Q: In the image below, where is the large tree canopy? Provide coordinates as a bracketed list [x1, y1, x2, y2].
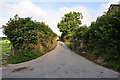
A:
[57, 11, 83, 41]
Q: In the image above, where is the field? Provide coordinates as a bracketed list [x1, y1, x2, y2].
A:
[0, 40, 11, 55]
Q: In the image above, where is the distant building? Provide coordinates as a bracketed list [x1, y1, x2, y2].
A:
[109, 3, 120, 10]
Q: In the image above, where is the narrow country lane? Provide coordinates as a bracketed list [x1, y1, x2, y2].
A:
[2, 41, 119, 78]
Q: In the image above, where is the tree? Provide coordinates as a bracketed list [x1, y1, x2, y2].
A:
[2, 14, 37, 50]
[2, 14, 57, 54]
[74, 25, 88, 40]
[82, 5, 120, 70]
[57, 11, 83, 41]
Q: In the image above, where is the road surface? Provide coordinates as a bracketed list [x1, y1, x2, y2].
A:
[1, 41, 119, 78]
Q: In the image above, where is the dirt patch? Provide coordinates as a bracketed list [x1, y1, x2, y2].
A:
[12, 67, 33, 72]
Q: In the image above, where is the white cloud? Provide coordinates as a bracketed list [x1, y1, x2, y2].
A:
[57, 5, 93, 26]
[1, 0, 47, 21]
[0, 0, 119, 37]
[0, 17, 9, 37]
[43, 5, 93, 35]
[0, 29, 5, 37]
[0, 17, 8, 27]
[92, 0, 120, 20]
[0, 0, 47, 37]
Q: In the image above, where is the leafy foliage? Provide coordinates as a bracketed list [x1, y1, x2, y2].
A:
[60, 5, 120, 71]
[83, 6, 120, 60]
[3, 15, 37, 50]
[74, 25, 88, 40]
[57, 11, 83, 41]
[2, 14, 57, 64]
[3, 14, 56, 53]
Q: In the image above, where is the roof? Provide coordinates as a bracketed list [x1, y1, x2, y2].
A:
[109, 4, 120, 9]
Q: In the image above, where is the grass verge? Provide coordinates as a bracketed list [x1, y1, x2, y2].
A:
[3, 38, 57, 64]
[65, 42, 120, 72]
[0, 39, 11, 55]
[6, 51, 46, 64]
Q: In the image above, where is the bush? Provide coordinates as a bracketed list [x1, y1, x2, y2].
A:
[2, 14, 57, 64]
[68, 5, 120, 71]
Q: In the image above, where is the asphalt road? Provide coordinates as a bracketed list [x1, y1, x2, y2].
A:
[1, 41, 119, 78]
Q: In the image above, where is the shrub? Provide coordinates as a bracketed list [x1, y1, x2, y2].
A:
[2, 14, 57, 64]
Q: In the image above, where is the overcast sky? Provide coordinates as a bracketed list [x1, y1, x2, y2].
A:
[0, 0, 119, 37]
